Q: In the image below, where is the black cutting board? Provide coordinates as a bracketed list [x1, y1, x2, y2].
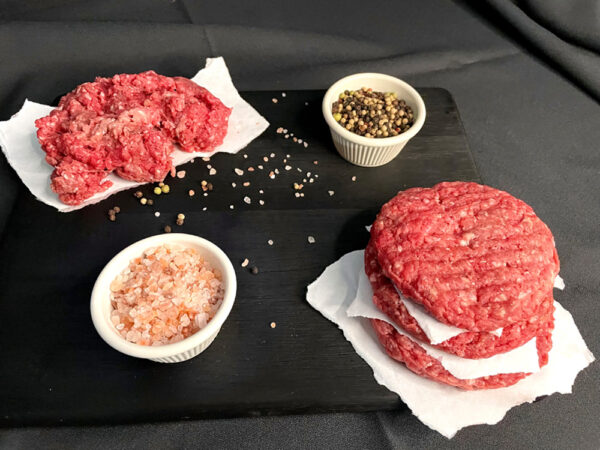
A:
[0, 89, 480, 427]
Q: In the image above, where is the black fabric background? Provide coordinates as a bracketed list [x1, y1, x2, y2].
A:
[0, 1, 598, 448]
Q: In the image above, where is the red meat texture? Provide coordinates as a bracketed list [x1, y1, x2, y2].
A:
[371, 182, 560, 331]
[35, 71, 231, 205]
[365, 239, 555, 359]
[370, 318, 553, 390]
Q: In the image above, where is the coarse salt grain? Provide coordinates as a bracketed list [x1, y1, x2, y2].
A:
[259, 199, 265, 205]
[307, 236, 316, 244]
[177, 170, 186, 179]
[328, 190, 335, 196]
[155, 211, 161, 217]
[244, 196, 251, 204]
[209, 168, 217, 176]
[268, 239, 274, 246]
[109, 244, 224, 346]
[234, 168, 244, 176]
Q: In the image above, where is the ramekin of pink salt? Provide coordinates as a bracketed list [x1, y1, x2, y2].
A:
[91, 234, 237, 363]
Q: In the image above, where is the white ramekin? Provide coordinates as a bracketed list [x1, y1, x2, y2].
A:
[322, 73, 426, 167]
[90, 233, 237, 363]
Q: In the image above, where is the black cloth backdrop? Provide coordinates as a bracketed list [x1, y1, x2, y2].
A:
[0, 1, 598, 449]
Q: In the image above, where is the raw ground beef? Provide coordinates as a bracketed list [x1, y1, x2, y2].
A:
[365, 239, 555, 359]
[371, 182, 560, 331]
[35, 71, 231, 205]
[370, 317, 553, 390]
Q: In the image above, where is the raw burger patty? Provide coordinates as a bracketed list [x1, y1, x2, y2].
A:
[35, 71, 231, 205]
[371, 182, 560, 331]
[365, 239, 555, 359]
[370, 318, 553, 390]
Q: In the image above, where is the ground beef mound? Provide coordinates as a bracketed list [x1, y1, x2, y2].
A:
[365, 239, 555, 359]
[35, 71, 231, 205]
[370, 318, 553, 390]
[371, 182, 560, 331]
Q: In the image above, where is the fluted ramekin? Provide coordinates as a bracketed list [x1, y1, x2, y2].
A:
[322, 73, 426, 167]
[90, 233, 237, 363]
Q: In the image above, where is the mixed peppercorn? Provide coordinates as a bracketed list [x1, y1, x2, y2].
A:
[331, 87, 414, 138]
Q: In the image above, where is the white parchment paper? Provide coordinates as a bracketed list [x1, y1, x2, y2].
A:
[347, 260, 540, 379]
[306, 250, 595, 438]
[0, 57, 269, 212]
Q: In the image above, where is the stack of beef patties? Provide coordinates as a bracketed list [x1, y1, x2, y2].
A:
[367, 181, 560, 389]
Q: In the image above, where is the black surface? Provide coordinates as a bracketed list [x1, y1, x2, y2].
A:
[0, 88, 479, 427]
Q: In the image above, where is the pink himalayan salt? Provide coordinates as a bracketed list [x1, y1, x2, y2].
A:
[109, 244, 224, 346]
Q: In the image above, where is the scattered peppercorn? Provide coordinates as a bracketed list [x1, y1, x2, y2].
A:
[251, 266, 259, 275]
[134, 190, 143, 198]
[153, 186, 162, 195]
[140, 198, 147, 205]
[161, 184, 170, 194]
[147, 199, 154, 206]
[113, 206, 120, 213]
[331, 87, 414, 138]
[164, 225, 172, 233]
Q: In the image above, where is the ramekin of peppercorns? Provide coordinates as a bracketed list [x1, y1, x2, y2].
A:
[322, 73, 426, 167]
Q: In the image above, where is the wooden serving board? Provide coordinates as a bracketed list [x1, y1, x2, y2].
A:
[0, 89, 480, 426]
